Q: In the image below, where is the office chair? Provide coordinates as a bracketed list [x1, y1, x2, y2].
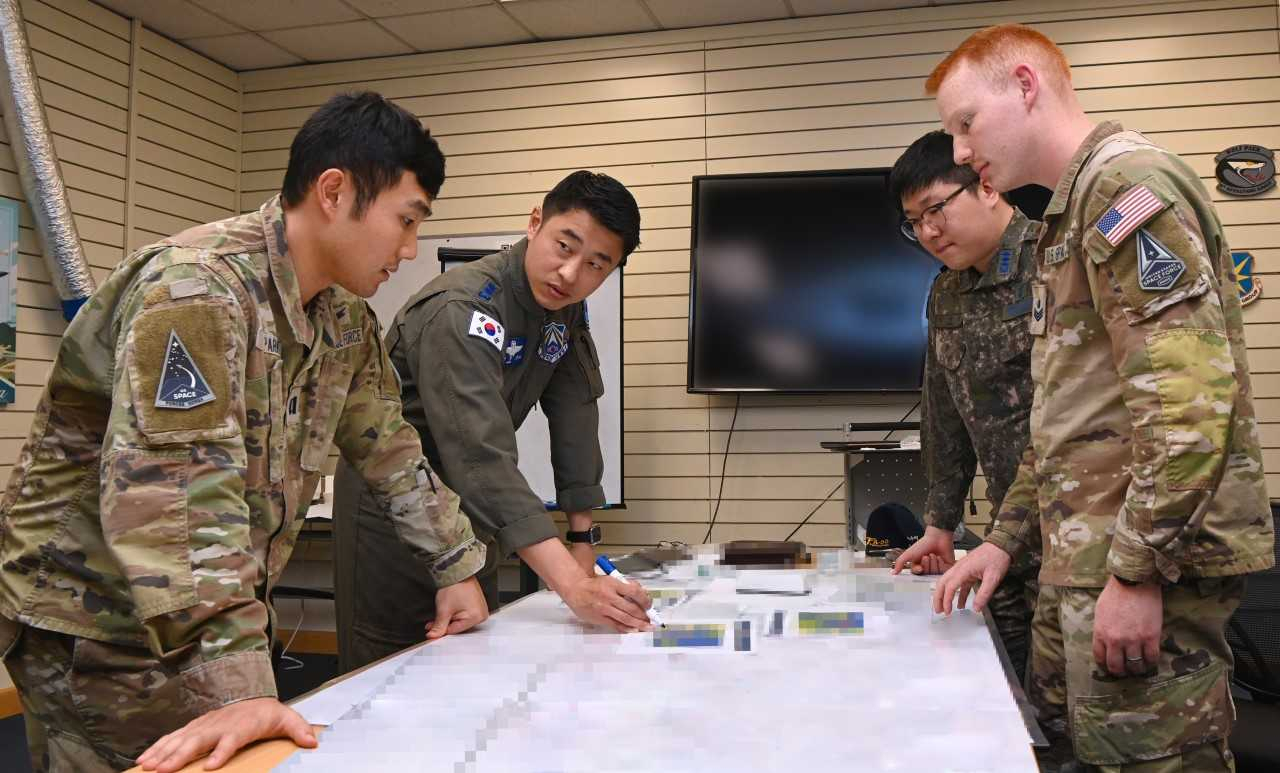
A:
[1226, 501, 1280, 771]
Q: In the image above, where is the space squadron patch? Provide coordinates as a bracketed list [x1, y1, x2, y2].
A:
[537, 321, 569, 364]
[155, 330, 216, 409]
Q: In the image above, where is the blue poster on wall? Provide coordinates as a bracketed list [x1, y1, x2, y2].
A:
[0, 198, 17, 404]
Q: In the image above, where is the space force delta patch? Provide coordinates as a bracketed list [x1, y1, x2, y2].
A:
[467, 310, 505, 350]
[155, 330, 216, 409]
[1136, 229, 1185, 291]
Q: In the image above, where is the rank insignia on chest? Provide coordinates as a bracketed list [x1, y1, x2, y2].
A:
[1136, 229, 1185, 291]
[478, 281, 498, 301]
[538, 321, 569, 364]
[1030, 283, 1047, 336]
[504, 336, 526, 367]
[155, 330, 216, 409]
[997, 248, 1013, 278]
[1233, 251, 1262, 306]
[467, 310, 505, 350]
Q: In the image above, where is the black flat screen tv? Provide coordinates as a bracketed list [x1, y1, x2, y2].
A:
[687, 169, 941, 393]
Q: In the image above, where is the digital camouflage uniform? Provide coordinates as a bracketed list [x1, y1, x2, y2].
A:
[333, 238, 606, 672]
[987, 122, 1275, 771]
[0, 195, 484, 772]
[923, 207, 1042, 685]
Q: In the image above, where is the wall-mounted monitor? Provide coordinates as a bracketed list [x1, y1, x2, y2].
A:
[688, 169, 941, 393]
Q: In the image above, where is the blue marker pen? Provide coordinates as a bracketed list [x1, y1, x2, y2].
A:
[595, 555, 665, 628]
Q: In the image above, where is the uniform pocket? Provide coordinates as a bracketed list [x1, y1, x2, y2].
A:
[298, 355, 354, 473]
[574, 326, 605, 400]
[100, 450, 197, 620]
[1072, 660, 1230, 765]
[1145, 329, 1237, 490]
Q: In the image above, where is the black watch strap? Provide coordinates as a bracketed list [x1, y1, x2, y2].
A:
[566, 525, 601, 545]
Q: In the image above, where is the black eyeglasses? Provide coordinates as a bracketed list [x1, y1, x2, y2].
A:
[900, 181, 975, 242]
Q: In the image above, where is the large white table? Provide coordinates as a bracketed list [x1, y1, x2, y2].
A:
[262, 549, 1039, 773]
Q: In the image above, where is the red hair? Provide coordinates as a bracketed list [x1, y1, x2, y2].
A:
[926, 23, 1072, 95]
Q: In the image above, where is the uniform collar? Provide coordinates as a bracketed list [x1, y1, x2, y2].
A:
[260, 194, 316, 345]
[1043, 121, 1125, 218]
[972, 208, 1036, 290]
[502, 237, 545, 315]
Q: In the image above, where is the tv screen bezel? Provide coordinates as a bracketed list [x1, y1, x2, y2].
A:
[686, 167, 931, 395]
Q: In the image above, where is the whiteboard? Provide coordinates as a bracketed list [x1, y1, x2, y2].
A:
[366, 232, 624, 507]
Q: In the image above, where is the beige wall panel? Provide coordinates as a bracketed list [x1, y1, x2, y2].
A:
[627, 250, 689, 275]
[1247, 349, 1280, 374]
[17, 358, 53, 386]
[131, 206, 206, 240]
[19, 278, 59, 310]
[443, 117, 706, 157]
[135, 117, 236, 171]
[17, 331, 60, 361]
[629, 227, 689, 253]
[445, 139, 705, 179]
[713, 452, 843, 477]
[135, 91, 238, 150]
[440, 160, 707, 200]
[45, 106, 126, 152]
[137, 140, 236, 190]
[624, 386, 706, 409]
[243, 74, 707, 133]
[624, 318, 689, 342]
[22, 0, 129, 58]
[137, 49, 238, 111]
[625, 430, 708, 454]
[32, 0, 128, 36]
[435, 94, 708, 138]
[716, 475, 843, 500]
[622, 295, 688, 320]
[627, 453, 712, 477]
[133, 184, 231, 225]
[623, 362, 685, 387]
[701, 500, 844, 526]
[57, 161, 126, 200]
[138, 28, 237, 91]
[607, 499, 710, 523]
[627, 476, 710, 500]
[244, 51, 706, 113]
[710, 429, 840, 454]
[624, 273, 689, 297]
[623, 340, 687, 365]
[134, 162, 234, 211]
[625, 407, 707, 432]
[27, 31, 128, 91]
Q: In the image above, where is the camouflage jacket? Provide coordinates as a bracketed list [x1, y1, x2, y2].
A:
[988, 122, 1274, 587]
[380, 239, 605, 556]
[922, 209, 1039, 532]
[0, 195, 484, 701]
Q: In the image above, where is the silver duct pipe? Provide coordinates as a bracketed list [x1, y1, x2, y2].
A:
[0, 0, 95, 320]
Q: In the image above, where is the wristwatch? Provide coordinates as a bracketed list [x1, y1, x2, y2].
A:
[566, 525, 602, 545]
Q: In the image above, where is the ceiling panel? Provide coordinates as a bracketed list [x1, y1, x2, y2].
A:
[342, 0, 492, 16]
[193, 0, 362, 31]
[385, 6, 534, 52]
[184, 32, 305, 69]
[644, 0, 790, 28]
[503, 0, 658, 39]
[94, 0, 240, 39]
[262, 20, 415, 61]
[791, 0, 929, 14]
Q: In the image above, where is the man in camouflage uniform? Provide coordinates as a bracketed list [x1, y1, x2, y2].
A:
[0, 92, 490, 773]
[887, 131, 1042, 686]
[334, 171, 650, 673]
[929, 24, 1274, 772]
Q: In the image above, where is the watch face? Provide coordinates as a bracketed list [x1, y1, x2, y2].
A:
[589, 525, 602, 545]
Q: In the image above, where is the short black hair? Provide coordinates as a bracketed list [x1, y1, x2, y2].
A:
[281, 91, 446, 216]
[541, 171, 641, 266]
[888, 131, 979, 213]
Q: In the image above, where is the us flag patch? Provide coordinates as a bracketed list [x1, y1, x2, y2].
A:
[1095, 184, 1165, 247]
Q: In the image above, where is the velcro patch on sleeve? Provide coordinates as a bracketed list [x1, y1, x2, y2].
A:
[467, 309, 505, 351]
[1093, 184, 1170, 248]
[130, 299, 235, 440]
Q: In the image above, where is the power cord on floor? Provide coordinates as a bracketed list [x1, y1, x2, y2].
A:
[782, 399, 922, 543]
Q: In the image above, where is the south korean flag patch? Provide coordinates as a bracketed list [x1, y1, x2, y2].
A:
[1136, 229, 1186, 291]
[467, 310, 505, 351]
[155, 330, 216, 409]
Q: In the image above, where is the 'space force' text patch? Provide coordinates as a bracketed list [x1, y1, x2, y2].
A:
[156, 330, 217, 409]
[468, 309, 505, 350]
[1136, 229, 1186, 291]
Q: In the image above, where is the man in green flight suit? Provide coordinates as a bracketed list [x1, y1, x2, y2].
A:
[335, 171, 652, 672]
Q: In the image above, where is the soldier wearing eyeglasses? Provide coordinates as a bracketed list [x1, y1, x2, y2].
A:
[888, 130, 1043, 690]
